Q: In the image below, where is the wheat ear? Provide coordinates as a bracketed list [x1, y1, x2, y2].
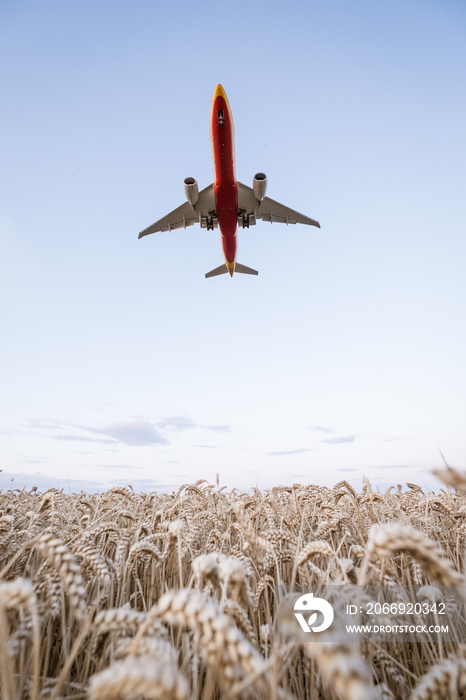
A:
[35, 533, 87, 619]
[133, 588, 267, 693]
[304, 641, 378, 700]
[411, 656, 466, 700]
[0, 578, 40, 700]
[89, 655, 189, 700]
[359, 523, 464, 586]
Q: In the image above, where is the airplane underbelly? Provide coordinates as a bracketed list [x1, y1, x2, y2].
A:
[221, 230, 236, 264]
[210, 87, 238, 265]
[215, 182, 238, 262]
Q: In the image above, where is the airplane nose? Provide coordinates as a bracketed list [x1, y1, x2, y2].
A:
[213, 83, 227, 101]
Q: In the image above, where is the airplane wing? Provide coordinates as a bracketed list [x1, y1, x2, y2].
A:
[138, 201, 196, 237]
[138, 183, 216, 238]
[236, 181, 320, 228]
[259, 196, 320, 227]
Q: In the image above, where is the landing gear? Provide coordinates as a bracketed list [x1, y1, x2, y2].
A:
[200, 214, 217, 230]
[238, 212, 256, 229]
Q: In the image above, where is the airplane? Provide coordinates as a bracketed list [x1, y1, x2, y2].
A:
[138, 84, 320, 278]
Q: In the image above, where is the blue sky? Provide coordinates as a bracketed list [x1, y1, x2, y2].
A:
[1, 0, 465, 493]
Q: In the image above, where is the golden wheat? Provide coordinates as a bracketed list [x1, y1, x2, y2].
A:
[1, 470, 466, 698]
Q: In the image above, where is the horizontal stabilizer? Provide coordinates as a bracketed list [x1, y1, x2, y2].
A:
[205, 264, 228, 278]
[235, 262, 259, 276]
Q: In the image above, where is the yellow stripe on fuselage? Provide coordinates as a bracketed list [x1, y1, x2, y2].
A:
[211, 83, 232, 114]
[212, 83, 227, 103]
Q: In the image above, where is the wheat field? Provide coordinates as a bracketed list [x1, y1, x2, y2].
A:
[1, 466, 466, 699]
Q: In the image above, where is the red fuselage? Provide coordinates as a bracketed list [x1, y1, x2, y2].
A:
[210, 84, 238, 275]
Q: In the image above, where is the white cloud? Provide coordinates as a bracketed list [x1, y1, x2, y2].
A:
[82, 420, 167, 446]
[24, 414, 229, 448]
[157, 416, 231, 433]
[323, 435, 358, 445]
[267, 448, 314, 456]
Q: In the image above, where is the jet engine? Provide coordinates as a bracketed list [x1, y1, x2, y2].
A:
[253, 172, 267, 201]
[184, 177, 199, 206]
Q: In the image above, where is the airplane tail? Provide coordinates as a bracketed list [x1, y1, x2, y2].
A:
[235, 263, 258, 276]
[205, 262, 258, 278]
[205, 264, 229, 278]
